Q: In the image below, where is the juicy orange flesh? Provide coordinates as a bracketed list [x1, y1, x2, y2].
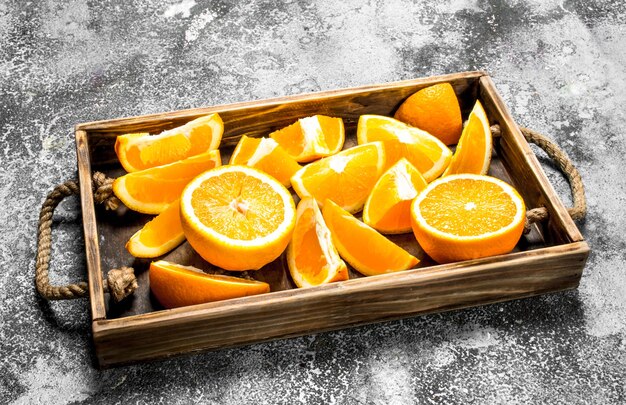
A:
[190, 171, 286, 240]
[446, 113, 487, 174]
[230, 136, 261, 164]
[292, 207, 328, 285]
[298, 146, 381, 207]
[137, 200, 182, 246]
[418, 178, 518, 236]
[328, 205, 414, 271]
[156, 262, 266, 285]
[316, 116, 343, 151]
[270, 121, 305, 156]
[124, 153, 219, 203]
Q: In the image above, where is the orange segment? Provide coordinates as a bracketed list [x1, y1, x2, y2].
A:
[180, 165, 296, 271]
[443, 100, 492, 176]
[229, 136, 302, 187]
[363, 158, 428, 234]
[393, 82, 462, 145]
[287, 197, 348, 288]
[126, 199, 185, 258]
[357, 115, 451, 182]
[115, 113, 223, 172]
[411, 174, 525, 263]
[290, 142, 386, 214]
[269, 115, 345, 162]
[113, 149, 221, 215]
[149, 260, 270, 309]
[322, 199, 419, 276]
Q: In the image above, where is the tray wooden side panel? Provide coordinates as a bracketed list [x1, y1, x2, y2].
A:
[93, 243, 588, 367]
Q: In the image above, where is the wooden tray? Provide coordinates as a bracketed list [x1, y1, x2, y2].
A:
[75, 71, 589, 368]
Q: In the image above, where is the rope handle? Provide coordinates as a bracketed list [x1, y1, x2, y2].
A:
[35, 172, 138, 302]
[491, 125, 587, 233]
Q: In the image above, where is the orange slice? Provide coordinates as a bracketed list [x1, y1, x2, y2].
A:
[287, 197, 348, 288]
[149, 260, 270, 309]
[126, 199, 185, 258]
[269, 115, 345, 162]
[411, 174, 526, 264]
[180, 165, 296, 271]
[443, 100, 492, 176]
[394, 82, 462, 145]
[357, 115, 451, 182]
[363, 158, 428, 234]
[322, 199, 419, 276]
[229, 136, 302, 187]
[113, 149, 221, 215]
[115, 114, 223, 172]
[290, 142, 386, 214]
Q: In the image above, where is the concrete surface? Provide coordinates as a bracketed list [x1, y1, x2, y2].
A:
[1, 0, 625, 403]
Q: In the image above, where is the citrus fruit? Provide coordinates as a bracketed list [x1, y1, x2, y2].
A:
[363, 158, 428, 234]
[269, 115, 345, 162]
[287, 197, 348, 288]
[443, 100, 492, 176]
[113, 149, 221, 215]
[149, 260, 270, 309]
[180, 165, 296, 271]
[290, 142, 386, 214]
[410, 174, 526, 264]
[229, 136, 302, 187]
[115, 113, 223, 172]
[322, 199, 419, 276]
[393, 82, 462, 145]
[126, 199, 185, 258]
[356, 115, 451, 182]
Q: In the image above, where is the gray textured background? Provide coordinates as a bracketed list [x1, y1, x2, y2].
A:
[1, 0, 625, 403]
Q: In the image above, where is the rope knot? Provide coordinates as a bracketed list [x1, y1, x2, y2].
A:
[104, 267, 138, 302]
[92, 172, 120, 210]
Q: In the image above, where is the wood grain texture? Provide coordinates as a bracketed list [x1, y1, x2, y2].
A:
[76, 71, 590, 367]
[75, 130, 106, 321]
[93, 242, 588, 367]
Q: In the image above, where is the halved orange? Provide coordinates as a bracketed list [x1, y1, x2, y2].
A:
[113, 149, 221, 215]
[126, 199, 185, 258]
[290, 142, 386, 214]
[229, 136, 302, 187]
[180, 165, 296, 271]
[115, 113, 223, 172]
[149, 260, 270, 309]
[357, 115, 451, 182]
[269, 115, 345, 162]
[443, 100, 492, 176]
[322, 199, 419, 276]
[287, 197, 348, 288]
[363, 158, 428, 234]
[393, 82, 463, 145]
[411, 174, 526, 264]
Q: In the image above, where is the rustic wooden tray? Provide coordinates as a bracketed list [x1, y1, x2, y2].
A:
[75, 71, 589, 368]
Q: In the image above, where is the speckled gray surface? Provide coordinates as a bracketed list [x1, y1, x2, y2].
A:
[1, 0, 625, 403]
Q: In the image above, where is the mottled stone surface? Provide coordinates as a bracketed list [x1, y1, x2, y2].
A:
[1, 0, 625, 403]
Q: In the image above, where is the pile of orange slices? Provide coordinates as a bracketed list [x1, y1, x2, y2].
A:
[111, 82, 527, 310]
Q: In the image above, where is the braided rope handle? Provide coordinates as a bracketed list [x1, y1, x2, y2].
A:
[491, 125, 586, 232]
[35, 173, 137, 302]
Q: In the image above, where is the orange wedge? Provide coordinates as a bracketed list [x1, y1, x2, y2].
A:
[411, 174, 525, 264]
[115, 113, 223, 172]
[229, 136, 302, 187]
[269, 115, 345, 162]
[290, 142, 386, 214]
[357, 115, 451, 182]
[149, 260, 270, 309]
[287, 197, 348, 288]
[394, 82, 463, 145]
[363, 158, 428, 234]
[443, 100, 492, 176]
[180, 165, 296, 271]
[126, 199, 185, 258]
[113, 149, 221, 215]
[322, 199, 419, 276]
